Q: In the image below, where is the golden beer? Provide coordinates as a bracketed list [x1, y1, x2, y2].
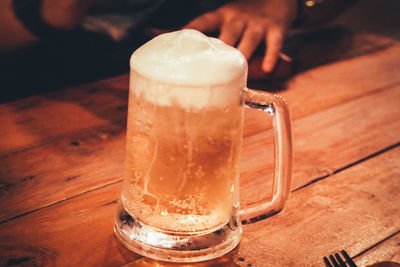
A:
[121, 81, 243, 233]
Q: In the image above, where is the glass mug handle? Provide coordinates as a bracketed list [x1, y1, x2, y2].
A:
[239, 88, 293, 223]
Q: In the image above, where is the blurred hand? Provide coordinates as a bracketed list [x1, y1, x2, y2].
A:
[184, 0, 297, 73]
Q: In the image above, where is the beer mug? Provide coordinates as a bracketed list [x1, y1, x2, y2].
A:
[114, 30, 293, 262]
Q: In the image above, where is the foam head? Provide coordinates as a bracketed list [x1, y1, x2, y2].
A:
[130, 29, 248, 110]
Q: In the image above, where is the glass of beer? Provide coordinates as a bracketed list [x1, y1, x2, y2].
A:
[114, 29, 293, 262]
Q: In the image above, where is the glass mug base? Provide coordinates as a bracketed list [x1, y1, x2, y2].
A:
[114, 201, 242, 262]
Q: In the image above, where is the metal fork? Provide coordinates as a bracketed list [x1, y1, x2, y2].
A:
[323, 250, 357, 267]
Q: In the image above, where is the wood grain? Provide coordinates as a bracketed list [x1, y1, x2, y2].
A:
[244, 43, 400, 136]
[355, 231, 400, 266]
[0, 182, 138, 267]
[0, 124, 125, 223]
[0, 75, 128, 158]
[241, 84, 400, 203]
[235, 146, 400, 267]
[0, 140, 398, 267]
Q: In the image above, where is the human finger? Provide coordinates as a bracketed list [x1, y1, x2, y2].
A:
[237, 24, 265, 60]
[183, 12, 221, 33]
[218, 19, 246, 46]
[262, 28, 284, 73]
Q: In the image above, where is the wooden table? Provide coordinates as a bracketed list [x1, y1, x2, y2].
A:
[1, 1, 400, 266]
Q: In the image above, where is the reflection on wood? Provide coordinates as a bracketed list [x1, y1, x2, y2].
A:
[127, 247, 240, 267]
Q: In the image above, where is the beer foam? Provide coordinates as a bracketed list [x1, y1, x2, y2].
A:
[130, 29, 247, 110]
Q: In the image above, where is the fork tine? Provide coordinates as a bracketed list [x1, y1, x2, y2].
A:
[323, 256, 333, 267]
[334, 253, 346, 267]
[341, 250, 357, 267]
[329, 255, 340, 267]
